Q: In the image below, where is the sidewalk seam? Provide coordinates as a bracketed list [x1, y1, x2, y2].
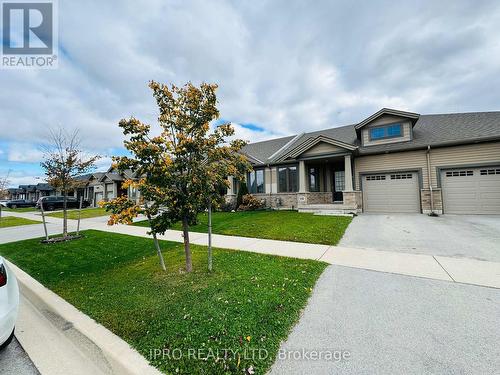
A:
[317, 246, 332, 261]
[432, 256, 456, 282]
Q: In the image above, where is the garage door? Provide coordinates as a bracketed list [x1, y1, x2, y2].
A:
[441, 167, 500, 214]
[363, 172, 420, 213]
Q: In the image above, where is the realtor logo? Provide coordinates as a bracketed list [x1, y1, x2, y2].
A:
[1, 0, 58, 69]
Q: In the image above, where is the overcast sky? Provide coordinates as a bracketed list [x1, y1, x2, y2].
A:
[1, 0, 500, 186]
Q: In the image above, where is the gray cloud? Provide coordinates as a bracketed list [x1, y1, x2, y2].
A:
[1, 0, 500, 154]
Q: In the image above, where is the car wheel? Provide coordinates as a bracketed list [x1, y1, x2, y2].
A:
[0, 329, 14, 350]
[11, 205, 17, 209]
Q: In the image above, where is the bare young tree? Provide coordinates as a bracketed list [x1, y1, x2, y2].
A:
[41, 128, 100, 238]
[0, 170, 11, 219]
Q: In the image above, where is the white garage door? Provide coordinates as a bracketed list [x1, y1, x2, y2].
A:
[441, 167, 500, 214]
[363, 172, 420, 213]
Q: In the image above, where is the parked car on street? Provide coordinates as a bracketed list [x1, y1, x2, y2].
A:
[0, 257, 19, 350]
[0, 200, 9, 207]
[36, 196, 90, 211]
[5, 200, 36, 209]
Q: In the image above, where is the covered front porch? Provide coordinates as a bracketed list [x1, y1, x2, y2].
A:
[297, 154, 362, 214]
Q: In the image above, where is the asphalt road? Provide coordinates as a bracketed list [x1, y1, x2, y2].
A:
[0, 337, 39, 375]
[270, 265, 500, 374]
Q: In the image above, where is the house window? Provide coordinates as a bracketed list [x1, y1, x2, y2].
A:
[232, 178, 239, 194]
[370, 124, 402, 140]
[278, 165, 298, 192]
[129, 186, 137, 199]
[480, 169, 500, 175]
[248, 169, 265, 194]
[390, 174, 413, 180]
[308, 167, 320, 192]
[334, 171, 345, 192]
[445, 170, 473, 177]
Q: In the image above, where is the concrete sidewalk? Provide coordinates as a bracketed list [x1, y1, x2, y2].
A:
[85, 221, 500, 289]
[2, 211, 500, 289]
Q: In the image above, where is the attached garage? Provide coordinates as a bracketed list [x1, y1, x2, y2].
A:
[441, 167, 500, 214]
[362, 172, 420, 213]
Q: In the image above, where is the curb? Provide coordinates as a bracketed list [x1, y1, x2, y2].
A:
[7, 260, 163, 375]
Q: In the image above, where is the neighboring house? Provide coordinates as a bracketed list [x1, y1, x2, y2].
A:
[74, 172, 105, 207]
[33, 183, 56, 201]
[7, 188, 24, 200]
[226, 108, 500, 215]
[6, 168, 141, 207]
[97, 167, 140, 204]
[7, 183, 56, 201]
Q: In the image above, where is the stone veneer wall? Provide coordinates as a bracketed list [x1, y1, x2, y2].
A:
[343, 191, 363, 211]
[300, 192, 332, 204]
[225, 195, 237, 205]
[420, 189, 443, 214]
[253, 193, 299, 209]
[226, 191, 363, 212]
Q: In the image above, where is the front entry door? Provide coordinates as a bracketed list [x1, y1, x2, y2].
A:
[333, 170, 345, 202]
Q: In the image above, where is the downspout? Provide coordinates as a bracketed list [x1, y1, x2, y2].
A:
[426, 145, 437, 216]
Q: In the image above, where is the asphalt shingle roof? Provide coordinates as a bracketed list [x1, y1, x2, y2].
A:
[241, 111, 500, 164]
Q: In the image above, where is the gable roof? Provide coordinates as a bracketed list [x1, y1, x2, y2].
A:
[359, 111, 500, 155]
[355, 108, 420, 131]
[274, 135, 357, 162]
[240, 109, 500, 165]
[241, 123, 358, 164]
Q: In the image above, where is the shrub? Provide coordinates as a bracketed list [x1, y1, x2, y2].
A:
[237, 194, 264, 211]
[236, 181, 248, 208]
[219, 200, 237, 212]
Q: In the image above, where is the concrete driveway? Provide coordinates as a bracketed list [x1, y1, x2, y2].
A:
[339, 214, 500, 262]
[270, 265, 500, 375]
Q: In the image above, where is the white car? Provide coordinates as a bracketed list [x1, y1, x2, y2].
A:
[0, 257, 19, 349]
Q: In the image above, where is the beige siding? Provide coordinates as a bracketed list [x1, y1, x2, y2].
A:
[362, 119, 412, 147]
[355, 150, 428, 190]
[429, 142, 500, 187]
[300, 142, 345, 157]
[354, 141, 500, 190]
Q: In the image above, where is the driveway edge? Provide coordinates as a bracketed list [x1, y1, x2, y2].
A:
[7, 260, 162, 375]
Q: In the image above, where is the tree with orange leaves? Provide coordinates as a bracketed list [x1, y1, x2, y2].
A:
[102, 81, 251, 272]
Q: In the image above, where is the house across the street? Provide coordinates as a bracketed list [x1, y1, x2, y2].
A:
[226, 108, 500, 215]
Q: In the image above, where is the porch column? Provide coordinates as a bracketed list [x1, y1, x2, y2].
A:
[299, 160, 307, 193]
[227, 176, 234, 195]
[344, 155, 353, 191]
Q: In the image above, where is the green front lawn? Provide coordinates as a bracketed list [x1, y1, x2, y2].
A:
[2, 207, 37, 212]
[46, 207, 108, 219]
[0, 216, 41, 228]
[0, 230, 327, 374]
[134, 210, 352, 245]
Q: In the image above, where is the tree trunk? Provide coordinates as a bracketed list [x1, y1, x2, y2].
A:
[63, 190, 68, 237]
[208, 201, 213, 272]
[152, 232, 167, 271]
[40, 203, 49, 241]
[76, 196, 83, 236]
[182, 216, 193, 272]
[144, 204, 167, 272]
